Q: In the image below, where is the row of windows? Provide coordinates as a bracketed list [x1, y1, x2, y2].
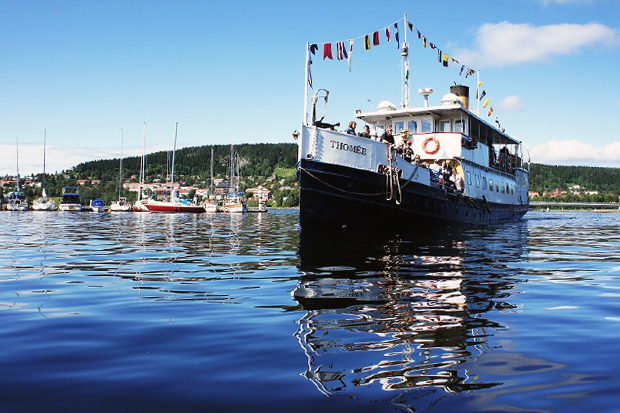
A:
[392, 118, 464, 135]
[465, 171, 517, 195]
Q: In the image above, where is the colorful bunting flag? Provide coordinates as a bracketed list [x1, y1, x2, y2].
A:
[394, 23, 400, 49]
[488, 107, 494, 116]
[323, 43, 333, 60]
[364, 34, 371, 50]
[336, 42, 344, 60]
[483, 98, 490, 108]
[373, 31, 380, 46]
[408, 21, 413, 31]
[443, 53, 449, 67]
[385, 27, 390, 42]
[423, 36, 426, 48]
[479, 90, 487, 100]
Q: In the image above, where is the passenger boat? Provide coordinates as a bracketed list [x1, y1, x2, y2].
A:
[32, 130, 56, 211]
[295, 14, 529, 230]
[89, 199, 106, 213]
[145, 122, 205, 214]
[58, 186, 82, 211]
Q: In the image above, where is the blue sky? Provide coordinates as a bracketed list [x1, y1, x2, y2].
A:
[0, 0, 618, 175]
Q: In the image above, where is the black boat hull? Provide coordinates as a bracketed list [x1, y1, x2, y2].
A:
[298, 158, 528, 230]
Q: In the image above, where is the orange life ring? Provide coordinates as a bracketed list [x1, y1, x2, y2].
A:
[423, 137, 440, 154]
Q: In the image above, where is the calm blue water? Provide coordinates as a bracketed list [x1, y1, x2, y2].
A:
[0, 209, 619, 412]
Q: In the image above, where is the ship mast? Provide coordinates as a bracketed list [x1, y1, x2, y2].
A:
[402, 13, 410, 108]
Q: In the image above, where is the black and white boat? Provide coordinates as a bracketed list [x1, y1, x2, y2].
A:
[295, 15, 529, 230]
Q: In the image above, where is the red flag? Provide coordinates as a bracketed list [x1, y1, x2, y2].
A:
[323, 43, 333, 60]
[385, 27, 391, 42]
[373, 31, 380, 46]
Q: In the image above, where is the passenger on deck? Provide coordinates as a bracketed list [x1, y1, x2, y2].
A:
[429, 159, 442, 182]
[403, 140, 414, 162]
[381, 127, 395, 145]
[450, 168, 464, 193]
[345, 121, 357, 135]
[414, 154, 422, 165]
[358, 125, 371, 138]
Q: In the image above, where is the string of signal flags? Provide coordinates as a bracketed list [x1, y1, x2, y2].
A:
[307, 15, 498, 120]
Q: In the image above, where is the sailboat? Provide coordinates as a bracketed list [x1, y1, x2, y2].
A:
[145, 122, 206, 213]
[222, 144, 248, 213]
[6, 136, 29, 211]
[109, 128, 133, 212]
[133, 122, 151, 212]
[32, 129, 57, 211]
[202, 147, 219, 213]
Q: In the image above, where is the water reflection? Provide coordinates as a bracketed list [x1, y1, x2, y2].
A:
[294, 223, 529, 404]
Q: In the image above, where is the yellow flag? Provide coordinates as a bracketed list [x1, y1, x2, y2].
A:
[483, 98, 490, 108]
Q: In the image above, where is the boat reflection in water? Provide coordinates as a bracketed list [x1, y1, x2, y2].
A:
[293, 224, 528, 406]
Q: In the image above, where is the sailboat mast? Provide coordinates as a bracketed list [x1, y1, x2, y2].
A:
[118, 128, 124, 200]
[210, 147, 214, 195]
[15, 135, 20, 192]
[139, 122, 146, 202]
[170, 122, 178, 196]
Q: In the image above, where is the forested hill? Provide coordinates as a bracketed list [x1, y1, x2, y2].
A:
[68, 143, 620, 195]
[529, 163, 620, 193]
[73, 142, 298, 182]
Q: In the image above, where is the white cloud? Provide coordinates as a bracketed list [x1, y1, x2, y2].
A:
[530, 139, 620, 166]
[498, 95, 524, 112]
[0, 143, 168, 176]
[456, 21, 617, 67]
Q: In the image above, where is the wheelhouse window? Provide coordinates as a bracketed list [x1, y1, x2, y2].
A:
[455, 119, 464, 133]
[421, 118, 432, 133]
[440, 120, 451, 132]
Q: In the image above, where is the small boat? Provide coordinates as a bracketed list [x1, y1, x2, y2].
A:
[89, 199, 106, 213]
[145, 194, 206, 213]
[5, 191, 29, 211]
[58, 186, 82, 211]
[109, 196, 132, 212]
[145, 122, 205, 213]
[109, 129, 133, 212]
[32, 130, 56, 211]
[7, 136, 29, 211]
[295, 14, 529, 230]
[202, 200, 219, 213]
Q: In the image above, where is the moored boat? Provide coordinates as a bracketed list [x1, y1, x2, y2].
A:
[145, 122, 205, 214]
[89, 199, 106, 213]
[7, 136, 29, 211]
[109, 129, 133, 212]
[58, 186, 82, 211]
[295, 14, 529, 230]
[32, 129, 56, 211]
[5, 192, 29, 211]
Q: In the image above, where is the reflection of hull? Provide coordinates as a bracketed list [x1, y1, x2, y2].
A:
[145, 201, 205, 213]
[292, 227, 521, 401]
